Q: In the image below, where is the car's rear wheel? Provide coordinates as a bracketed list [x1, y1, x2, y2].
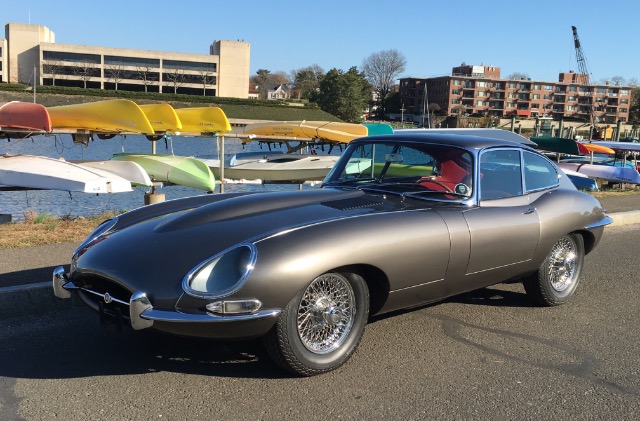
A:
[263, 272, 369, 376]
[524, 233, 584, 306]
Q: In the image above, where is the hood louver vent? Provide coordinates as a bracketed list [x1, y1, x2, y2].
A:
[322, 196, 385, 211]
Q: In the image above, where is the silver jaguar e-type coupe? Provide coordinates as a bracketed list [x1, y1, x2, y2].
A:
[53, 133, 612, 376]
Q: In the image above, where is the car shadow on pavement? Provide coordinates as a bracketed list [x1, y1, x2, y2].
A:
[0, 307, 292, 380]
[447, 284, 537, 308]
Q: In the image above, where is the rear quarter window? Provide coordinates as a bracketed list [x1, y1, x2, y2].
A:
[523, 151, 559, 192]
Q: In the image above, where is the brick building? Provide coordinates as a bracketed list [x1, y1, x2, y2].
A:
[400, 64, 632, 125]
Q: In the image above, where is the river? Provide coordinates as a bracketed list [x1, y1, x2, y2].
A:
[0, 134, 324, 221]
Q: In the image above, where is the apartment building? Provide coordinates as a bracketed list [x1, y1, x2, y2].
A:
[0, 23, 250, 98]
[400, 64, 632, 124]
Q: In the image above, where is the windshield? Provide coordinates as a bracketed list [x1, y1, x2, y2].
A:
[324, 141, 474, 199]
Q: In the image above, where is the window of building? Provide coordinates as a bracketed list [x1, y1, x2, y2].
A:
[620, 108, 628, 113]
[506, 102, 515, 108]
[43, 51, 101, 64]
[477, 91, 487, 97]
[544, 85, 553, 91]
[621, 89, 629, 95]
[569, 86, 577, 92]
[452, 99, 460, 104]
[531, 104, 539, 108]
[533, 84, 541, 90]
[477, 81, 487, 87]
[508, 82, 517, 88]
[508, 92, 516, 98]
[453, 80, 462, 86]
[163, 59, 216, 72]
[532, 94, 540, 100]
[104, 55, 160, 68]
[477, 100, 486, 106]
[544, 94, 552, 100]
[566, 105, 575, 111]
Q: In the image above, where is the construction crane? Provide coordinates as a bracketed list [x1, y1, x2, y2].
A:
[571, 25, 600, 138]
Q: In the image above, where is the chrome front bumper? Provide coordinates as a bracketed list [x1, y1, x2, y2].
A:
[52, 266, 281, 331]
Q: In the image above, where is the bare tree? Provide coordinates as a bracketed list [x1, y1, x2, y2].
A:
[362, 49, 406, 117]
[198, 70, 215, 96]
[105, 63, 125, 90]
[165, 68, 185, 94]
[507, 72, 530, 80]
[136, 65, 155, 92]
[73, 61, 96, 88]
[42, 60, 65, 86]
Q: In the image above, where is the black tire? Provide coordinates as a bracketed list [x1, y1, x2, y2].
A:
[263, 272, 369, 376]
[524, 233, 584, 306]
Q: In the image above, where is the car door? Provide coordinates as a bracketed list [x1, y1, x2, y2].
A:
[462, 148, 541, 277]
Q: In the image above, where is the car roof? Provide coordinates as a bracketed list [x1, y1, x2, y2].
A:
[359, 132, 537, 151]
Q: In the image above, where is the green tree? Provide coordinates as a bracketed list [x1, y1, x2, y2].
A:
[316, 67, 371, 122]
[291, 64, 324, 99]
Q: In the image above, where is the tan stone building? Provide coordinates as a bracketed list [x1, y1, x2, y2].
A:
[0, 22, 250, 98]
[400, 64, 632, 125]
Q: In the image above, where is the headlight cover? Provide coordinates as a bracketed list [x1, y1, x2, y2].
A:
[182, 244, 257, 298]
[73, 217, 118, 257]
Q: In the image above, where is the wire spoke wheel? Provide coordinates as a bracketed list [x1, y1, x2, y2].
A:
[547, 236, 578, 292]
[297, 273, 356, 354]
[524, 233, 584, 307]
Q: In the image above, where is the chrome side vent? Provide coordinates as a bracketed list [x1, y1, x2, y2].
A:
[321, 197, 385, 211]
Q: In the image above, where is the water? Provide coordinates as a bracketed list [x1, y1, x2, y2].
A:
[0, 134, 323, 221]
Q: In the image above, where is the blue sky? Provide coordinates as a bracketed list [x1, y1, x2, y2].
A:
[4, 0, 639, 84]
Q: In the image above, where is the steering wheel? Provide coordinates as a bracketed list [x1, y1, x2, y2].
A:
[418, 178, 453, 192]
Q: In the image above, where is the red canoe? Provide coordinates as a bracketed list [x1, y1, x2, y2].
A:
[0, 101, 52, 132]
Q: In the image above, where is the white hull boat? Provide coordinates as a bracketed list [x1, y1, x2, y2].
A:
[0, 154, 132, 193]
[72, 160, 153, 187]
[202, 152, 340, 182]
[558, 162, 640, 184]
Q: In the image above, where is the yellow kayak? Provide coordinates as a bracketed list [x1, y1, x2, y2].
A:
[174, 107, 231, 135]
[243, 121, 368, 143]
[48, 99, 154, 134]
[139, 103, 182, 134]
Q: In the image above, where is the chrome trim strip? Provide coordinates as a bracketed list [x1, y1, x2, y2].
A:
[139, 308, 281, 323]
[80, 288, 130, 306]
[586, 216, 614, 229]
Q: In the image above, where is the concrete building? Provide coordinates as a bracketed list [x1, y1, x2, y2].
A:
[400, 63, 632, 125]
[0, 22, 250, 98]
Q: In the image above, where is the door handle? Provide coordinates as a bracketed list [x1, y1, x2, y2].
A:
[523, 208, 536, 214]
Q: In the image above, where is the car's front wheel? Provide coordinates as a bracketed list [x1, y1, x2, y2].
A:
[263, 272, 369, 376]
[524, 233, 584, 306]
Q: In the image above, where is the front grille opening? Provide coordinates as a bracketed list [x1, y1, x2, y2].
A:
[76, 275, 133, 318]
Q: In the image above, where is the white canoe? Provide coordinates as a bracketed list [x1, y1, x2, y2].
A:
[72, 160, 153, 187]
[558, 162, 640, 184]
[0, 154, 132, 193]
[202, 152, 340, 182]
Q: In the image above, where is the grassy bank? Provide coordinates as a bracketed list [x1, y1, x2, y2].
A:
[0, 211, 118, 248]
[0, 85, 341, 122]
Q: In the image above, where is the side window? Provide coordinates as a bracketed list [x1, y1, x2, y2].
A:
[479, 150, 523, 200]
[523, 151, 559, 192]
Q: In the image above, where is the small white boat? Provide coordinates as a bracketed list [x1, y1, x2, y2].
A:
[201, 151, 340, 182]
[72, 160, 153, 187]
[558, 162, 640, 184]
[0, 154, 132, 193]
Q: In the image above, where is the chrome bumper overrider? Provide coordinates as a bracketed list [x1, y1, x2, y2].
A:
[52, 266, 281, 331]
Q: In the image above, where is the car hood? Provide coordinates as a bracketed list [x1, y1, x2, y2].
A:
[71, 188, 420, 304]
